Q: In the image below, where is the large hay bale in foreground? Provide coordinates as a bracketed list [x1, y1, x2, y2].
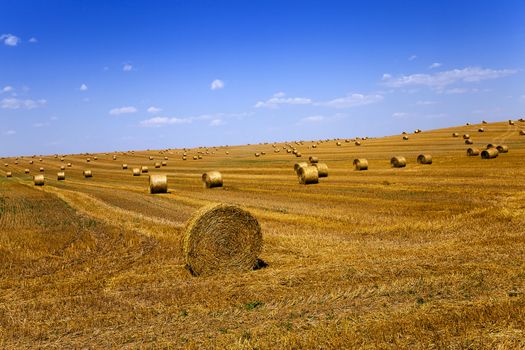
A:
[202, 171, 223, 188]
[481, 148, 499, 159]
[83, 170, 92, 178]
[309, 156, 319, 164]
[34, 174, 45, 186]
[496, 145, 509, 153]
[294, 162, 308, 173]
[391, 156, 407, 168]
[57, 172, 65, 181]
[149, 175, 168, 194]
[313, 163, 328, 177]
[417, 154, 432, 165]
[353, 158, 368, 171]
[183, 204, 262, 276]
[467, 148, 480, 156]
[297, 166, 319, 184]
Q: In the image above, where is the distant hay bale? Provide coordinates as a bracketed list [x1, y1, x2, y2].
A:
[6, 171, 12, 178]
[403, 136, 409, 140]
[294, 162, 308, 173]
[93, 156, 98, 161]
[113, 155, 117, 160]
[496, 145, 509, 153]
[478, 128, 484, 132]
[312, 144, 317, 148]
[3, 163, 7, 167]
[24, 169, 30, 174]
[86, 158, 91, 162]
[313, 163, 328, 177]
[182, 203, 262, 276]
[336, 142, 341, 146]
[149, 174, 168, 194]
[34, 174, 45, 186]
[463, 134, 470, 139]
[355, 141, 361, 146]
[391, 156, 407, 168]
[466, 122, 471, 125]
[155, 162, 161, 168]
[295, 152, 302, 157]
[467, 148, 480, 156]
[292, 149, 298, 155]
[414, 129, 422, 133]
[122, 164, 128, 169]
[417, 154, 432, 164]
[309, 156, 319, 164]
[482, 120, 487, 124]
[402, 131, 407, 135]
[141, 166, 149, 173]
[57, 172, 65, 181]
[149, 156, 154, 160]
[261, 151, 266, 155]
[297, 166, 319, 184]
[465, 139, 474, 145]
[67, 163, 72, 167]
[509, 120, 515, 125]
[202, 171, 223, 188]
[225, 151, 230, 155]
[164, 156, 168, 160]
[182, 156, 187, 160]
[60, 158, 65, 162]
[486, 143, 496, 149]
[255, 153, 260, 157]
[520, 130, 525, 135]
[481, 148, 499, 159]
[132, 168, 141, 176]
[60, 165, 65, 170]
[198, 155, 202, 159]
[353, 158, 368, 171]
[39, 167, 44, 172]
[29, 160, 34, 164]
[83, 170, 92, 178]
[286, 149, 292, 153]
[161, 161, 167, 166]
[274, 149, 280, 153]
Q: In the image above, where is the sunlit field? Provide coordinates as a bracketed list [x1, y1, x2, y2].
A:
[1, 120, 525, 349]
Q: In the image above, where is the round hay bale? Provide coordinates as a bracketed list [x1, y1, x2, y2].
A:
[336, 142, 341, 146]
[132, 168, 141, 176]
[261, 151, 266, 156]
[24, 169, 30, 174]
[141, 166, 149, 173]
[391, 156, 407, 168]
[3, 163, 7, 167]
[355, 141, 361, 146]
[402, 131, 407, 135]
[149, 156, 154, 160]
[274, 149, 280, 153]
[481, 148, 499, 159]
[39, 167, 44, 172]
[29, 160, 34, 164]
[417, 154, 432, 164]
[486, 143, 496, 149]
[478, 128, 484, 132]
[463, 134, 470, 139]
[294, 162, 308, 173]
[482, 120, 487, 124]
[496, 145, 509, 153]
[202, 171, 223, 188]
[309, 156, 319, 164]
[122, 164, 128, 169]
[313, 163, 328, 177]
[403, 136, 409, 140]
[467, 148, 480, 156]
[353, 158, 368, 171]
[183, 203, 262, 276]
[465, 139, 474, 145]
[509, 120, 515, 125]
[295, 152, 302, 157]
[312, 144, 317, 148]
[149, 174, 168, 194]
[255, 152, 260, 157]
[60, 157, 65, 162]
[86, 158, 91, 162]
[67, 163, 72, 167]
[198, 155, 202, 159]
[113, 155, 117, 160]
[57, 172, 65, 181]
[60, 165, 65, 170]
[297, 166, 319, 185]
[161, 161, 167, 166]
[34, 174, 45, 186]
[182, 156, 187, 160]
[193, 155, 198, 160]
[164, 156, 168, 160]
[93, 156, 98, 161]
[154, 162, 161, 168]
[83, 170, 92, 178]
[520, 130, 525, 136]
[6, 171, 12, 178]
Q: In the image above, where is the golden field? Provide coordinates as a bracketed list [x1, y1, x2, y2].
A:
[1, 120, 525, 349]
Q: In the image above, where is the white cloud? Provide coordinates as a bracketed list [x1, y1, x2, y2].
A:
[210, 79, 225, 90]
[409, 55, 418, 61]
[429, 62, 442, 69]
[109, 106, 137, 115]
[392, 112, 408, 118]
[140, 116, 192, 126]
[443, 87, 478, 94]
[122, 63, 133, 72]
[79, 83, 88, 91]
[1, 86, 13, 93]
[209, 119, 224, 126]
[1, 34, 20, 46]
[382, 66, 517, 89]
[255, 92, 312, 109]
[147, 106, 162, 114]
[4, 130, 16, 135]
[28, 37, 37, 43]
[301, 115, 325, 123]
[317, 93, 383, 108]
[416, 100, 437, 105]
[1, 98, 46, 109]
[33, 122, 47, 128]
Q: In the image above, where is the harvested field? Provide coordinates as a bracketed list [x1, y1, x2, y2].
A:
[1, 120, 525, 348]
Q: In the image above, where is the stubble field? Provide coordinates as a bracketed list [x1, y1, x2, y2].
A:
[1, 120, 525, 349]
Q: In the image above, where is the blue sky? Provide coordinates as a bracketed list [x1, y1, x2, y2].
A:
[1, 0, 524, 156]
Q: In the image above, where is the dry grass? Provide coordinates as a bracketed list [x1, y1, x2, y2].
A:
[1, 120, 525, 349]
